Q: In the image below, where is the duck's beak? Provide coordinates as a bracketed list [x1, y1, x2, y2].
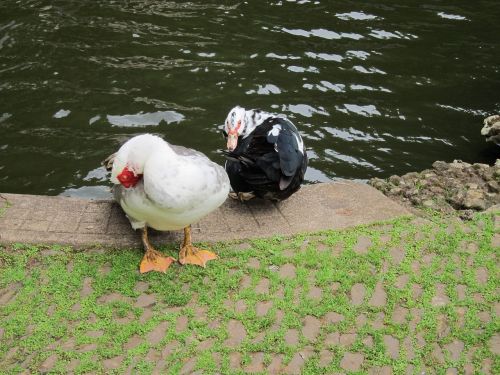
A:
[227, 134, 238, 151]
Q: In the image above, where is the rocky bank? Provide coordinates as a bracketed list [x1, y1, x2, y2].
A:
[369, 159, 500, 219]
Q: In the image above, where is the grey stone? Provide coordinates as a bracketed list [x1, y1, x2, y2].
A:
[0, 182, 409, 248]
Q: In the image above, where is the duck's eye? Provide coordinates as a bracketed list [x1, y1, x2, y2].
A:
[222, 129, 228, 138]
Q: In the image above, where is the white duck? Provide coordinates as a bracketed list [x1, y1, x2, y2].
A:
[105, 134, 230, 273]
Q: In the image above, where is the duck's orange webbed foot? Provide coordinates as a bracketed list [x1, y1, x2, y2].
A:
[140, 250, 176, 274]
[140, 226, 176, 274]
[178, 226, 217, 268]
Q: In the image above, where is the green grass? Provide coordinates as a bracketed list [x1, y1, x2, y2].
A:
[0, 212, 498, 374]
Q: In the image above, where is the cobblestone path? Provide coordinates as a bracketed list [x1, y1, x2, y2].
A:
[0, 213, 498, 374]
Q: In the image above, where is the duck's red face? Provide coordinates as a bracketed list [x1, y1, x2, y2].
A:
[117, 166, 142, 188]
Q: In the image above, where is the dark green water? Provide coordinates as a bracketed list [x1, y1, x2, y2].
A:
[1, 1, 499, 198]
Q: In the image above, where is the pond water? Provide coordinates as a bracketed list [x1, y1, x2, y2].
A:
[1, 0, 499, 198]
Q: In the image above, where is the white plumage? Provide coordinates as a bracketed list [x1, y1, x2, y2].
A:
[107, 134, 229, 273]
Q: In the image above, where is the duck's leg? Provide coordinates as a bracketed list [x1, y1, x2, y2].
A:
[139, 226, 176, 273]
[179, 226, 217, 267]
[228, 191, 256, 201]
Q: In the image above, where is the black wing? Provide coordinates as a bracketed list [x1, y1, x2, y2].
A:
[223, 116, 306, 193]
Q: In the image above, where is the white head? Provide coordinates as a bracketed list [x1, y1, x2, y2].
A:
[110, 134, 168, 188]
[224, 106, 247, 151]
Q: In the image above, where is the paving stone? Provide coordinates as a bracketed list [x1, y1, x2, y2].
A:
[362, 335, 374, 348]
[392, 306, 408, 325]
[267, 354, 284, 374]
[489, 333, 500, 355]
[431, 343, 445, 364]
[464, 363, 474, 375]
[0, 284, 20, 305]
[318, 349, 333, 367]
[368, 366, 392, 375]
[198, 338, 215, 351]
[372, 312, 386, 330]
[81, 277, 93, 297]
[247, 257, 260, 269]
[229, 352, 241, 368]
[67, 359, 80, 372]
[340, 352, 364, 371]
[147, 321, 168, 345]
[389, 246, 405, 264]
[161, 340, 179, 358]
[324, 311, 344, 324]
[324, 332, 339, 346]
[282, 353, 303, 374]
[340, 333, 356, 346]
[139, 307, 153, 324]
[411, 283, 423, 300]
[255, 278, 270, 294]
[146, 349, 161, 361]
[307, 286, 322, 301]
[482, 358, 492, 374]
[235, 299, 246, 314]
[402, 336, 414, 359]
[103, 355, 124, 370]
[97, 292, 130, 304]
[369, 282, 387, 307]
[477, 311, 491, 323]
[225, 320, 246, 347]
[492, 233, 500, 248]
[99, 263, 112, 275]
[383, 335, 399, 359]
[302, 315, 321, 341]
[135, 293, 156, 308]
[176, 316, 188, 333]
[330, 282, 341, 293]
[124, 335, 142, 350]
[179, 357, 197, 375]
[437, 314, 450, 338]
[86, 330, 103, 338]
[476, 267, 488, 284]
[285, 329, 299, 346]
[236, 242, 252, 250]
[39, 354, 57, 373]
[134, 281, 149, 293]
[355, 313, 367, 327]
[446, 368, 458, 375]
[445, 340, 464, 361]
[240, 274, 252, 289]
[456, 284, 467, 300]
[456, 307, 467, 328]
[432, 283, 449, 306]
[350, 283, 366, 305]
[255, 301, 272, 317]
[415, 332, 426, 348]
[279, 264, 296, 279]
[353, 235, 371, 254]
[409, 308, 422, 332]
[244, 352, 265, 373]
[395, 274, 409, 289]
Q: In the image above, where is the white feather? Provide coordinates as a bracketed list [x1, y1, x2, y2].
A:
[112, 134, 230, 231]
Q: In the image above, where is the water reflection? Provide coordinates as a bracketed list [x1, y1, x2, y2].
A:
[106, 111, 184, 127]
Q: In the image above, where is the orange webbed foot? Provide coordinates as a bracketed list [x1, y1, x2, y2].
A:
[139, 252, 176, 274]
[179, 245, 217, 268]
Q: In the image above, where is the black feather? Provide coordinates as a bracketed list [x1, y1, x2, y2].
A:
[223, 114, 307, 201]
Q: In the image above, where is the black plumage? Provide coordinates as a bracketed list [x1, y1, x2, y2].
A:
[223, 116, 307, 201]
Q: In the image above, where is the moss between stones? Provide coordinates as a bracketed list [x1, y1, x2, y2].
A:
[0, 212, 498, 374]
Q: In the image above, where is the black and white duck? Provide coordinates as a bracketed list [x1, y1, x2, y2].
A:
[222, 106, 307, 201]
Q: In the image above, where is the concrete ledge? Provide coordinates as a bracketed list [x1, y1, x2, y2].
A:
[0, 182, 410, 247]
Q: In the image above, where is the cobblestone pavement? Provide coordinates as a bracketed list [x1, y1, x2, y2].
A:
[0, 211, 498, 374]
